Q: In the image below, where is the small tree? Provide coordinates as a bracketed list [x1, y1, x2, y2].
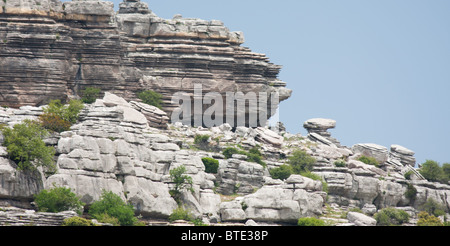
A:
[0, 120, 55, 171]
[374, 208, 409, 226]
[269, 165, 293, 181]
[43, 99, 84, 125]
[419, 160, 448, 184]
[202, 157, 219, 174]
[288, 150, 316, 174]
[169, 165, 194, 205]
[81, 87, 101, 104]
[34, 185, 85, 215]
[137, 90, 163, 109]
[88, 190, 137, 226]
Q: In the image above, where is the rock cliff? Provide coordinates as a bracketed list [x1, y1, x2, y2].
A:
[0, 93, 449, 226]
[0, 0, 291, 126]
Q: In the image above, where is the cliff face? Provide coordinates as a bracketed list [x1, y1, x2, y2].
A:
[0, 0, 291, 126]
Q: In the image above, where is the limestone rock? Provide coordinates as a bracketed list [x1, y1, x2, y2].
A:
[389, 144, 416, 167]
[352, 143, 389, 164]
[0, 0, 291, 126]
[347, 212, 376, 226]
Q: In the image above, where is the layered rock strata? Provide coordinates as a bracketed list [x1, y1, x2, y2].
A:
[0, 96, 449, 225]
[0, 0, 291, 126]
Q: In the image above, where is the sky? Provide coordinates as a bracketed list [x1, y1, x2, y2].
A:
[76, 0, 450, 166]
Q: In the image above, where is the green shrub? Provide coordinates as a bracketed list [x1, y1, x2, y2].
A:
[374, 208, 409, 226]
[62, 216, 95, 226]
[202, 157, 219, 174]
[34, 185, 85, 214]
[137, 90, 163, 109]
[269, 165, 293, 181]
[88, 190, 137, 226]
[419, 160, 448, 184]
[0, 120, 55, 171]
[81, 87, 101, 104]
[169, 165, 194, 205]
[93, 213, 120, 226]
[169, 206, 194, 222]
[288, 150, 316, 174]
[358, 155, 380, 167]
[334, 159, 347, 167]
[223, 147, 239, 159]
[417, 211, 443, 226]
[39, 113, 72, 133]
[222, 146, 266, 166]
[404, 183, 417, 200]
[404, 170, 414, 180]
[194, 134, 211, 150]
[43, 99, 84, 125]
[420, 198, 446, 217]
[297, 217, 326, 226]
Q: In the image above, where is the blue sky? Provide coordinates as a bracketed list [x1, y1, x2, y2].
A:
[90, 1, 450, 165]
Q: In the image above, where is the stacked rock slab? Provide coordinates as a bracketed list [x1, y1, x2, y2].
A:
[0, 0, 291, 127]
[304, 118, 341, 147]
[45, 93, 221, 219]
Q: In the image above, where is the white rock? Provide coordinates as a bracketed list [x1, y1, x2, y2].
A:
[347, 212, 377, 226]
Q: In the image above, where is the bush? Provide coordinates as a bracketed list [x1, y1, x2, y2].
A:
[39, 113, 72, 133]
[194, 135, 211, 150]
[334, 159, 347, 167]
[137, 90, 163, 109]
[288, 150, 316, 174]
[297, 217, 326, 226]
[43, 99, 84, 125]
[222, 146, 266, 166]
[169, 165, 194, 205]
[88, 190, 137, 226]
[62, 216, 95, 226]
[419, 160, 448, 184]
[420, 198, 446, 217]
[417, 211, 443, 226]
[169, 206, 194, 222]
[358, 155, 380, 167]
[404, 183, 417, 200]
[0, 120, 55, 171]
[269, 165, 293, 181]
[81, 87, 101, 104]
[223, 147, 239, 159]
[374, 208, 409, 226]
[202, 157, 219, 174]
[34, 185, 85, 214]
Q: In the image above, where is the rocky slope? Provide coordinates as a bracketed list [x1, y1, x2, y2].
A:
[0, 0, 291, 126]
[0, 93, 449, 226]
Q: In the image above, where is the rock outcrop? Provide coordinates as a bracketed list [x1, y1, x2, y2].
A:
[0, 96, 449, 226]
[0, 0, 291, 127]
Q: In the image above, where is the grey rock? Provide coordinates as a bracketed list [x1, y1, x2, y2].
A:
[352, 143, 389, 164]
[347, 212, 376, 226]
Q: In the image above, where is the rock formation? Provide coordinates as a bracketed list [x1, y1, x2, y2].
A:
[0, 1, 449, 227]
[0, 0, 291, 127]
[0, 95, 449, 226]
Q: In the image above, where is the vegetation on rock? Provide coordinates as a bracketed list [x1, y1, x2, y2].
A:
[34, 185, 85, 215]
[0, 120, 55, 171]
[137, 90, 163, 109]
[88, 190, 137, 226]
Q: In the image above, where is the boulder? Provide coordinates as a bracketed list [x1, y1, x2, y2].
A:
[347, 212, 376, 226]
[352, 143, 389, 164]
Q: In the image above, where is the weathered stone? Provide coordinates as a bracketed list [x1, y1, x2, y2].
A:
[0, 0, 291, 126]
[352, 143, 389, 164]
[347, 212, 376, 226]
